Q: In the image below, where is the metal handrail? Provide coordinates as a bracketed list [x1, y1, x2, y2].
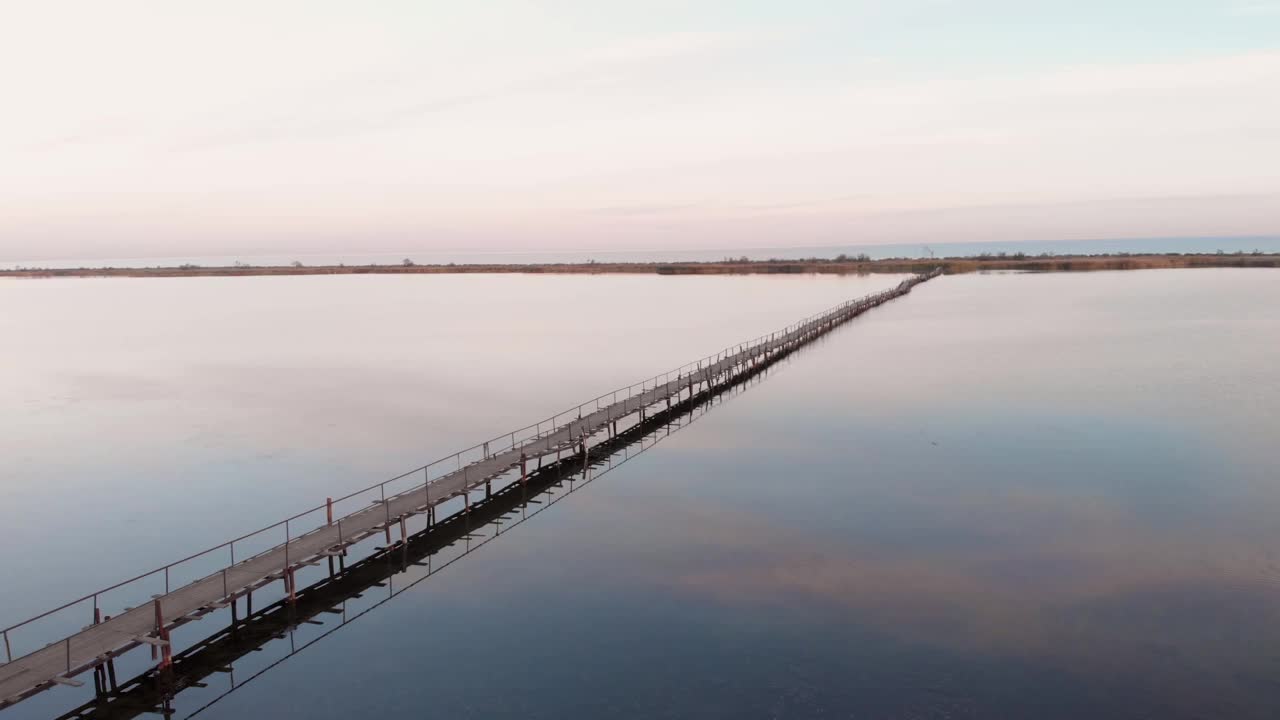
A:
[0, 271, 937, 660]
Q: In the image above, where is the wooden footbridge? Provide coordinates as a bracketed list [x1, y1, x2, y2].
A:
[56, 334, 766, 720]
[0, 269, 939, 711]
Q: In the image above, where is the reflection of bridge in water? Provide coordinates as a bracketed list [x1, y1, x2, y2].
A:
[1, 270, 940, 714]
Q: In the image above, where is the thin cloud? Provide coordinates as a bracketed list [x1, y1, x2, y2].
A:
[1228, 2, 1280, 15]
[178, 29, 755, 152]
[586, 203, 700, 217]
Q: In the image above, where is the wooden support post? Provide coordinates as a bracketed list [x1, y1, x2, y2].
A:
[106, 657, 118, 691]
[153, 598, 172, 670]
[520, 452, 527, 484]
[399, 516, 407, 544]
[326, 497, 333, 525]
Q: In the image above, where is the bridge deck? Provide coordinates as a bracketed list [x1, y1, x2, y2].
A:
[0, 270, 940, 708]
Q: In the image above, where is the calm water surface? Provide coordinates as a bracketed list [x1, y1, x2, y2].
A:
[2, 269, 1279, 719]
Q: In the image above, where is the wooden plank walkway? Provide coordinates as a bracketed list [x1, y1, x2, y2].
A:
[0, 269, 939, 709]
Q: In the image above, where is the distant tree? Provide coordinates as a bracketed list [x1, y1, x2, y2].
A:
[402, 258, 415, 266]
[292, 260, 304, 268]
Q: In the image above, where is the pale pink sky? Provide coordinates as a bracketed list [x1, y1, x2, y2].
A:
[2, 1, 1278, 261]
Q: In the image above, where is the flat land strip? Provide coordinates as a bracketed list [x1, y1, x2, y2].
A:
[4, 253, 1278, 279]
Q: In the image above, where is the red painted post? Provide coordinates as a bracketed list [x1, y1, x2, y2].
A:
[326, 497, 333, 525]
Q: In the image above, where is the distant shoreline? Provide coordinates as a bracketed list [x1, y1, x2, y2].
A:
[3, 252, 1279, 279]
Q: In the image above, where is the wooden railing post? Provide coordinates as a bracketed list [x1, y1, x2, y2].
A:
[153, 598, 172, 670]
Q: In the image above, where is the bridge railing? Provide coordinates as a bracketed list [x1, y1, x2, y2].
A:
[1, 272, 936, 665]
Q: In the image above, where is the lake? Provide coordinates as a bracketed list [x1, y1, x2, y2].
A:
[2, 269, 1279, 719]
